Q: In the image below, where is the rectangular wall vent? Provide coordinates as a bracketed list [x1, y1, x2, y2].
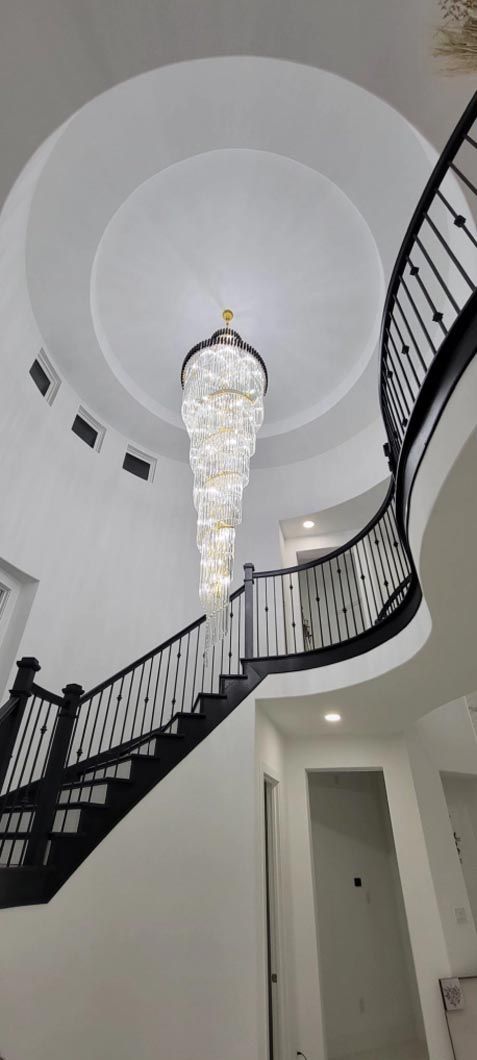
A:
[71, 407, 106, 452]
[122, 446, 156, 482]
[29, 348, 61, 405]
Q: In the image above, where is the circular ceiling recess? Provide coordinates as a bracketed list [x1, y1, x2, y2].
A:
[91, 148, 383, 436]
[23, 57, 436, 465]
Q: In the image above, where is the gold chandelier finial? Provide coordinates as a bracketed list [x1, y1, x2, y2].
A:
[222, 309, 234, 326]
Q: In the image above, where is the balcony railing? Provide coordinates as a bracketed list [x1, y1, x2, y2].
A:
[381, 93, 477, 478]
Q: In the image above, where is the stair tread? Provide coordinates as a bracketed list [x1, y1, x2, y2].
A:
[195, 692, 227, 702]
[61, 777, 133, 790]
[55, 801, 112, 812]
[0, 803, 36, 812]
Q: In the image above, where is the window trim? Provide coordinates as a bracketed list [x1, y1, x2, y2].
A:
[72, 407, 106, 453]
[123, 445, 156, 483]
[29, 348, 61, 405]
[0, 582, 11, 622]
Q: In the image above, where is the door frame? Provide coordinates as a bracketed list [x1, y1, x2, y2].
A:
[260, 768, 287, 1060]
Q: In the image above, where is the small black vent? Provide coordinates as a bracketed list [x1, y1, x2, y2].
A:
[29, 359, 50, 397]
[123, 452, 151, 481]
[72, 414, 98, 449]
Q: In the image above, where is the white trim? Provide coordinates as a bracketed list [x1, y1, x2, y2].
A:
[33, 348, 61, 405]
[75, 406, 106, 453]
[259, 762, 288, 1060]
[123, 444, 157, 483]
[0, 582, 10, 622]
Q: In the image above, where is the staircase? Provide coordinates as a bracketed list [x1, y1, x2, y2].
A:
[0, 667, 260, 908]
[1, 91, 477, 909]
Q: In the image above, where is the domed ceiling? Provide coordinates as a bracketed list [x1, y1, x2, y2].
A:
[22, 57, 436, 465]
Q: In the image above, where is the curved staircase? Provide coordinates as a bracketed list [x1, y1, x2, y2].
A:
[1, 91, 477, 908]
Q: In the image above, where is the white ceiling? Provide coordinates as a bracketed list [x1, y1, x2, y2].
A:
[91, 148, 383, 434]
[280, 480, 389, 541]
[20, 57, 437, 465]
[1, 0, 474, 215]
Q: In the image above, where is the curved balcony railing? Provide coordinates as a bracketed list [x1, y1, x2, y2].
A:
[380, 92, 477, 498]
[247, 486, 418, 669]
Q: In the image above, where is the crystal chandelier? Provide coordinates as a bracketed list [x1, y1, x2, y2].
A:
[181, 311, 268, 647]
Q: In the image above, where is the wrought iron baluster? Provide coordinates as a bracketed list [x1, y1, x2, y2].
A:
[313, 567, 324, 648]
[181, 633, 191, 714]
[160, 646, 172, 727]
[151, 652, 163, 729]
[272, 577, 279, 656]
[109, 675, 125, 753]
[97, 682, 114, 755]
[141, 658, 154, 733]
[289, 574, 297, 652]
[335, 558, 349, 640]
[343, 551, 359, 636]
[264, 578, 270, 656]
[424, 212, 475, 291]
[415, 234, 460, 314]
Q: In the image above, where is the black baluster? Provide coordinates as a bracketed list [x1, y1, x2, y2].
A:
[313, 567, 324, 648]
[264, 578, 270, 656]
[160, 646, 172, 727]
[415, 235, 460, 314]
[272, 578, 279, 656]
[289, 575, 297, 652]
[181, 635, 191, 714]
[424, 212, 474, 291]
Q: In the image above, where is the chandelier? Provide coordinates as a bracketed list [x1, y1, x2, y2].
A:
[181, 311, 268, 647]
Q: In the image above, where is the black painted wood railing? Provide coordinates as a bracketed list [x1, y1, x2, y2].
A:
[381, 92, 477, 473]
[0, 93, 477, 902]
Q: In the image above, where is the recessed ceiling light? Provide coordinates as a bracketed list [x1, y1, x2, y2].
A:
[324, 712, 341, 723]
[303, 519, 315, 529]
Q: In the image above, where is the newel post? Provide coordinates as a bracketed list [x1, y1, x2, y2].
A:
[243, 563, 255, 659]
[24, 681, 83, 868]
[0, 657, 41, 794]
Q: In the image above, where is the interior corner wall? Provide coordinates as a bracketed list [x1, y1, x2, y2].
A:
[280, 732, 455, 1060]
[0, 696, 260, 1060]
[405, 725, 477, 975]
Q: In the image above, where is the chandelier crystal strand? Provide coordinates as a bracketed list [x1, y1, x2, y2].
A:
[181, 312, 267, 648]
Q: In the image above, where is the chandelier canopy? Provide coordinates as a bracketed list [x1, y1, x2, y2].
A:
[181, 311, 268, 647]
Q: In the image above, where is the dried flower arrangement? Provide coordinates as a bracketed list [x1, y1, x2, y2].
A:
[434, 0, 477, 72]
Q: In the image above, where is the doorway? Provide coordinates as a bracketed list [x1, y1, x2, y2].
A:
[308, 770, 428, 1060]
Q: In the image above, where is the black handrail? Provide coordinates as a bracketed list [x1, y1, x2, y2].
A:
[380, 91, 477, 471]
[254, 485, 394, 579]
[249, 486, 416, 660]
[63, 587, 246, 773]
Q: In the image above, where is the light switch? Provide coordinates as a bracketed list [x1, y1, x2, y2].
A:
[455, 907, 468, 924]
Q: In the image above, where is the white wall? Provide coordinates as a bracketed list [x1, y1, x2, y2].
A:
[0, 133, 389, 700]
[441, 774, 477, 933]
[0, 690, 473, 1060]
[0, 696, 260, 1060]
[308, 769, 424, 1060]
